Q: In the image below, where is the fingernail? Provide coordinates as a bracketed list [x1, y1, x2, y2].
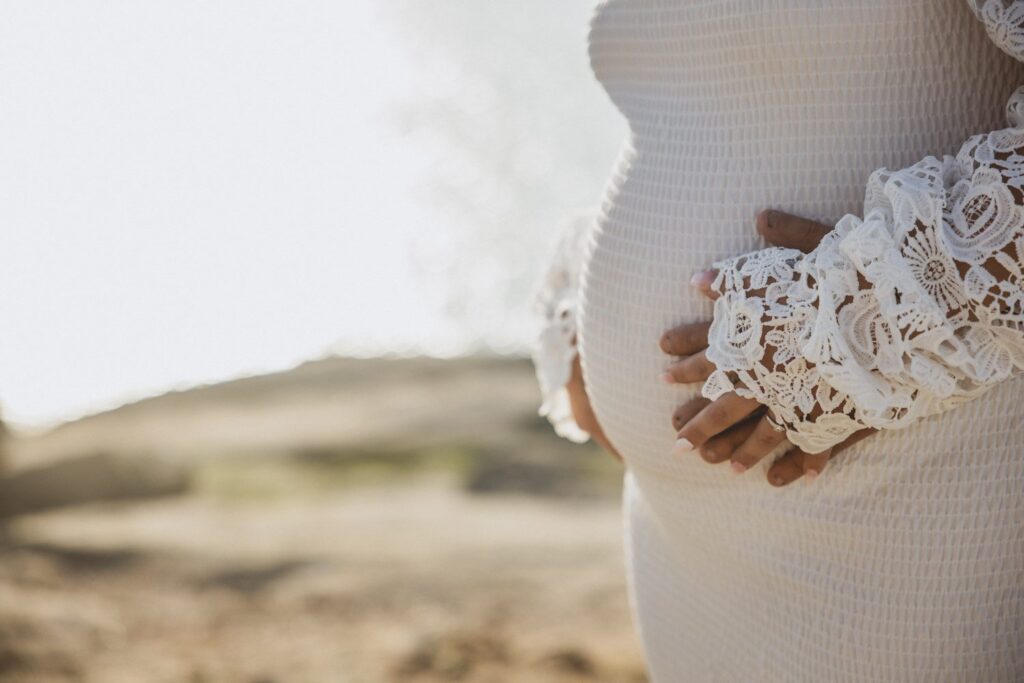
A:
[672, 438, 693, 456]
[730, 461, 747, 474]
[689, 270, 715, 288]
[660, 371, 676, 384]
[804, 469, 819, 483]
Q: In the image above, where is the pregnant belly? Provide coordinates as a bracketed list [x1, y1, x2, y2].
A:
[579, 143, 1024, 488]
[578, 141, 860, 478]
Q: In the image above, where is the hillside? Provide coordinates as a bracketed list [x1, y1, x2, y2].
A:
[0, 355, 642, 683]
[12, 355, 552, 466]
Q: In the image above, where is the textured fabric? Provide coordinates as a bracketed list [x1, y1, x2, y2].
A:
[578, 0, 1024, 679]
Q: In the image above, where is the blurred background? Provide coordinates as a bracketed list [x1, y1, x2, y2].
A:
[0, 1, 643, 682]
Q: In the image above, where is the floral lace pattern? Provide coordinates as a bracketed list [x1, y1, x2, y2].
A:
[531, 212, 595, 443]
[970, 0, 1024, 59]
[702, 0, 1024, 454]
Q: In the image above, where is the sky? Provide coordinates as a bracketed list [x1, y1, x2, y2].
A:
[0, 0, 625, 428]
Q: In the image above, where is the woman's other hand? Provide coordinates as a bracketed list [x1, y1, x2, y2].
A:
[659, 210, 875, 485]
[567, 354, 622, 462]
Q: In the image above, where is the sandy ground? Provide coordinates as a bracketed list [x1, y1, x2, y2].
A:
[0, 357, 645, 682]
[1, 476, 644, 683]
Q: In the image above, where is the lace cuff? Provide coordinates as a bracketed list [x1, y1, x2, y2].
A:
[531, 213, 595, 443]
[702, 87, 1024, 454]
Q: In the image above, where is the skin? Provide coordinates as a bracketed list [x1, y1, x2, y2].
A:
[566, 353, 622, 462]
[660, 209, 876, 486]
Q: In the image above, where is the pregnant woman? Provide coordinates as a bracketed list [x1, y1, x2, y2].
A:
[534, 1, 1024, 679]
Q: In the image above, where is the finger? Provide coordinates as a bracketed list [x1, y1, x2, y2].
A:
[766, 449, 807, 487]
[798, 450, 831, 483]
[662, 350, 715, 385]
[689, 270, 721, 300]
[801, 450, 830, 481]
[766, 447, 833, 486]
[729, 416, 789, 474]
[698, 416, 760, 464]
[671, 397, 710, 432]
[802, 428, 875, 482]
[675, 393, 760, 452]
[756, 209, 832, 253]
[766, 429, 876, 486]
[834, 428, 876, 455]
[659, 321, 712, 356]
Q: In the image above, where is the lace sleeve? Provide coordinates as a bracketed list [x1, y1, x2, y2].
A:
[531, 212, 595, 443]
[701, 2, 1024, 454]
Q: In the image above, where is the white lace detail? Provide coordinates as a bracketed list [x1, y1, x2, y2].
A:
[970, 0, 1024, 60]
[702, 15, 1024, 453]
[531, 212, 595, 443]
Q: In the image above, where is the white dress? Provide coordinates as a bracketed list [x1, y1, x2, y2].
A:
[534, 1, 1024, 680]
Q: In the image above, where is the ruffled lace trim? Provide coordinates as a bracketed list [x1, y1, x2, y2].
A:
[531, 212, 595, 444]
[703, 84, 1024, 454]
[970, 0, 1024, 61]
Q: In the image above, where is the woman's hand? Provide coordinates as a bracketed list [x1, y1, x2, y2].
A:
[660, 210, 875, 485]
[566, 354, 622, 462]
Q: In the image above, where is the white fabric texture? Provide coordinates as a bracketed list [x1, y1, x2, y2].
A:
[576, 0, 1024, 680]
[531, 212, 594, 443]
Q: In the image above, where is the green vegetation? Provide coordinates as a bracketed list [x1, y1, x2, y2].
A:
[195, 445, 481, 500]
[195, 440, 620, 502]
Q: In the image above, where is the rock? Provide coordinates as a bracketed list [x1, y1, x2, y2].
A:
[542, 647, 597, 676]
[395, 631, 508, 681]
[464, 457, 595, 498]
